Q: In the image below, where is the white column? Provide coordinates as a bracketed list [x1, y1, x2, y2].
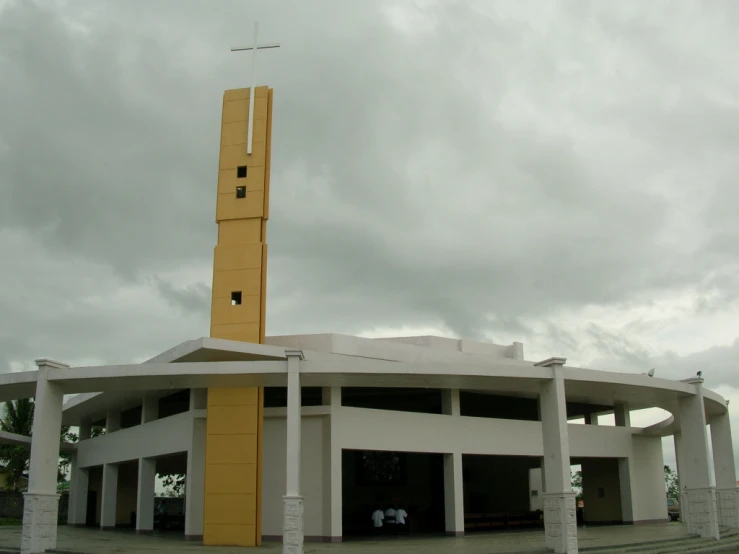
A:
[584, 413, 598, 425]
[614, 404, 631, 427]
[322, 386, 342, 542]
[67, 454, 89, 527]
[185, 416, 206, 540]
[674, 433, 690, 530]
[443, 452, 464, 536]
[677, 378, 719, 539]
[100, 463, 119, 530]
[536, 357, 577, 554]
[190, 388, 207, 410]
[78, 419, 91, 441]
[141, 396, 158, 424]
[22, 359, 66, 554]
[617, 457, 636, 524]
[441, 389, 461, 416]
[711, 411, 739, 528]
[283, 350, 304, 554]
[136, 458, 156, 533]
[106, 411, 121, 433]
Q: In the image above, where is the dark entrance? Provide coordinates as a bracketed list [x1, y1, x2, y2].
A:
[342, 450, 445, 538]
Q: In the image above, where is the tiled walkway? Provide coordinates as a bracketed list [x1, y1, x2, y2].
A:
[0, 523, 690, 553]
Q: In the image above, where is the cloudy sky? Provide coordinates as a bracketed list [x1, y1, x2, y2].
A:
[1, 0, 738, 472]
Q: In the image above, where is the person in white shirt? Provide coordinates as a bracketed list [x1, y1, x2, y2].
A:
[384, 507, 396, 524]
[396, 507, 408, 525]
[372, 508, 385, 528]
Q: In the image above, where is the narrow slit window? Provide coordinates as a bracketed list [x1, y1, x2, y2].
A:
[237, 166, 247, 178]
[236, 186, 246, 199]
[231, 291, 242, 306]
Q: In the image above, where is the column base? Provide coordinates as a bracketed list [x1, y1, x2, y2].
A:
[542, 491, 578, 554]
[716, 487, 739, 529]
[21, 493, 60, 554]
[684, 487, 720, 539]
[283, 495, 304, 554]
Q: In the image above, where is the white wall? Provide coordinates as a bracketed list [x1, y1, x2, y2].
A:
[75, 412, 193, 468]
[630, 435, 667, 522]
[262, 415, 326, 539]
[334, 406, 638, 460]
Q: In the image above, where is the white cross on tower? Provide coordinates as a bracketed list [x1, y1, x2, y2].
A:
[231, 22, 280, 155]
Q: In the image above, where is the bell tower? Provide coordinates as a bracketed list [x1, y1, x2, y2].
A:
[203, 84, 273, 547]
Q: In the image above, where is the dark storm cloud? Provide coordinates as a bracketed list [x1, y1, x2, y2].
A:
[1, 0, 738, 400]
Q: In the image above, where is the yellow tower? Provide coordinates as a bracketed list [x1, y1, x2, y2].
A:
[203, 85, 273, 546]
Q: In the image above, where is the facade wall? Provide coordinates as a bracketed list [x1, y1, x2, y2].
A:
[75, 412, 193, 468]
[262, 414, 326, 539]
[630, 435, 667, 523]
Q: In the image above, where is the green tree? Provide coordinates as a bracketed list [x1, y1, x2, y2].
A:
[571, 469, 583, 501]
[664, 465, 679, 498]
[0, 399, 34, 491]
[0, 399, 77, 491]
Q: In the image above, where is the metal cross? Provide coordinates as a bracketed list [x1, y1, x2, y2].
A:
[231, 22, 280, 155]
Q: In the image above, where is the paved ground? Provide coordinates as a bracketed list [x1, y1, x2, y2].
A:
[0, 522, 702, 554]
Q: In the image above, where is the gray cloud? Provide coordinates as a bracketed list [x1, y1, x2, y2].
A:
[1, 0, 738, 419]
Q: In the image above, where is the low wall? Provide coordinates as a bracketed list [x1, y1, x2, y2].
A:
[0, 491, 68, 522]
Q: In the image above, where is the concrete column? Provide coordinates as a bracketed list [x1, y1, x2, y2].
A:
[67, 455, 89, 527]
[190, 388, 207, 410]
[21, 359, 66, 554]
[614, 404, 631, 427]
[584, 413, 598, 425]
[441, 389, 461, 416]
[677, 378, 719, 539]
[283, 350, 304, 554]
[617, 458, 635, 524]
[711, 411, 739, 528]
[136, 458, 156, 533]
[185, 416, 206, 540]
[78, 419, 92, 441]
[674, 433, 690, 530]
[443, 452, 464, 536]
[536, 357, 577, 554]
[141, 396, 158, 424]
[100, 463, 119, 530]
[106, 411, 121, 433]
[322, 386, 342, 542]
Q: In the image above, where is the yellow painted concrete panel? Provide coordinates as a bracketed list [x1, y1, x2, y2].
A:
[224, 86, 268, 101]
[213, 243, 263, 271]
[204, 494, 256, 525]
[208, 387, 259, 406]
[212, 268, 262, 298]
[260, 244, 268, 344]
[205, 433, 257, 465]
[216, 190, 265, 220]
[211, 294, 261, 324]
[221, 119, 268, 146]
[205, 463, 257, 494]
[222, 99, 247, 124]
[208, 405, 259, 435]
[204, 523, 256, 546]
[216, 219, 263, 244]
[219, 142, 267, 170]
[263, 88, 273, 221]
[209, 323, 260, 342]
[222, 98, 268, 125]
[218, 165, 266, 195]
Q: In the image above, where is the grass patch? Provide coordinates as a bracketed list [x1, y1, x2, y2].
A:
[0, 518, 22, 526]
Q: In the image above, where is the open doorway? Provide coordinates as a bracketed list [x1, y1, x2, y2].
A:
[463, 455, 543, 532]
[342, 450, 445, 538]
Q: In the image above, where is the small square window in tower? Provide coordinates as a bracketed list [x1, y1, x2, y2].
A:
[231, 291, 242, 306]
[237, 166, 247, 178]
[236, 186, 246, 199]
